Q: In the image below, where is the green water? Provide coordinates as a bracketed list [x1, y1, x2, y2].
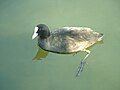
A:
[0, 0, 120, 90]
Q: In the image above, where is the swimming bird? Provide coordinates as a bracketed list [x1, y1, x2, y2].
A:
[32, 24, 103, 76]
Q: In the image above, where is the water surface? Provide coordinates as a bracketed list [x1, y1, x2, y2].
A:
[0, 0, 120, 90]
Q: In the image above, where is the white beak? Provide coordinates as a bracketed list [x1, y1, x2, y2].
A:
[32, 27, 38, 40]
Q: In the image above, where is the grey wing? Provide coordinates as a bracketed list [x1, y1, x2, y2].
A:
[48, 28, 91, 53]
[60, 27, 99, 49]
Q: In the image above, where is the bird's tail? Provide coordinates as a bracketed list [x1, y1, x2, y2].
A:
[97, 33, 104, 42]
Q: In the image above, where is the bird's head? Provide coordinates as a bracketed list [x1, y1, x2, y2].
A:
[32, 24, 50, 39]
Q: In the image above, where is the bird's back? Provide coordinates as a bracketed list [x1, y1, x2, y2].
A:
[38, 27, 101, 54]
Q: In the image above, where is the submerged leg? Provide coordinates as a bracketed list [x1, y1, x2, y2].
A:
[33, 48, 48, 60]
[76, 49, 91, 77]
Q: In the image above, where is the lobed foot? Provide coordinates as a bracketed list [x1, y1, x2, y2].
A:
[76, 61, 86, 77]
